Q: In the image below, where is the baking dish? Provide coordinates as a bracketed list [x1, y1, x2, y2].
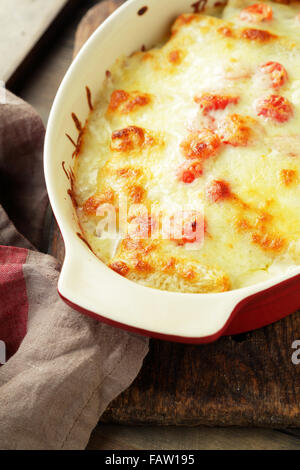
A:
[44, 0, 300, 343]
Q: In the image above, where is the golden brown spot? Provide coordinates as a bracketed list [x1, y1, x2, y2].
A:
[108, 90, 151, 114]
[122, 238, 141, 253]
[162, 257, 176, 273]
[83, 190, 115, 215]
[241, 28, 276, 42]
[127, 184, 145, 203]
[111, 126, 151, 152]
[122, 237, 155, 255]
[280, 169, 297, 186]
[177, 13, 198, 25]
[109, 261, 130, 277]
[254, 213, 272, 230]
[218, 26, 234, 38]
[233, 201, 285, 253]
[142, 52, 154, 61]
[235, 218, 251, 233]
[252, 232, 285, 252]
[108, 90, 129, 112]
[206, 180, 232, 202]
[181, 129, 221, 160]
[220, 276, 231, 292]
[128, 94, 151, 112]
[117, 167, 142, 178]
[134, 259, 153, 273]
[172, 13, 199, 35]
[179, 268, 197, 281]
[218, 114, 254, 147]
[168, 50, 181, 64]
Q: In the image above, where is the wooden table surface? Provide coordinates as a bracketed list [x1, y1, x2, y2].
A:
[10, 0, 300, 450]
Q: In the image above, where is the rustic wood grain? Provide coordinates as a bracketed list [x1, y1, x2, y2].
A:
[74, 0, 124, 56]
[102, 315, 300, 426]
[50, 0, 300, 427]
[87, 425, 300, 450]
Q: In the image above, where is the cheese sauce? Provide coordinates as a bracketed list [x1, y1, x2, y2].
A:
[74, 8, 300, 293]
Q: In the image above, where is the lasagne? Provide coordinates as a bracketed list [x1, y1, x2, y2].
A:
[73, 2, 300, 293]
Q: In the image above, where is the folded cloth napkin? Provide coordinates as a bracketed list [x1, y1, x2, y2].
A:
[0, 89, 149, 450]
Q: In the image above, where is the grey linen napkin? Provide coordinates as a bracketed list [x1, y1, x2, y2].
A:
[0, 88, 149, 450]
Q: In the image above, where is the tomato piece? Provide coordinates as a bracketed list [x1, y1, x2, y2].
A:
[239, 3, 273, 23]
[280, 169, 297, 186]
[218, 114, 253, 146]
[256, 95, 293, 123]
[206, 180, 231, 203]
[260, 61, 288, 88]
[241, 28, 276, 42]
[177, 161, 203, 184]
[194, 93, 239, 115]
[180, 129, 221, 160]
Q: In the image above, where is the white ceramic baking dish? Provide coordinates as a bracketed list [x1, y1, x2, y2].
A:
[44, 0, 300, 343]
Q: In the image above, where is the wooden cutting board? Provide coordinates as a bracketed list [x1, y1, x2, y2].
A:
[50, 0, 300, 426]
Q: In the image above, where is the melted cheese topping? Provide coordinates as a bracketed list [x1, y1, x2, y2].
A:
[223, 0, 300, 38]
[74, 9, 300, 293]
